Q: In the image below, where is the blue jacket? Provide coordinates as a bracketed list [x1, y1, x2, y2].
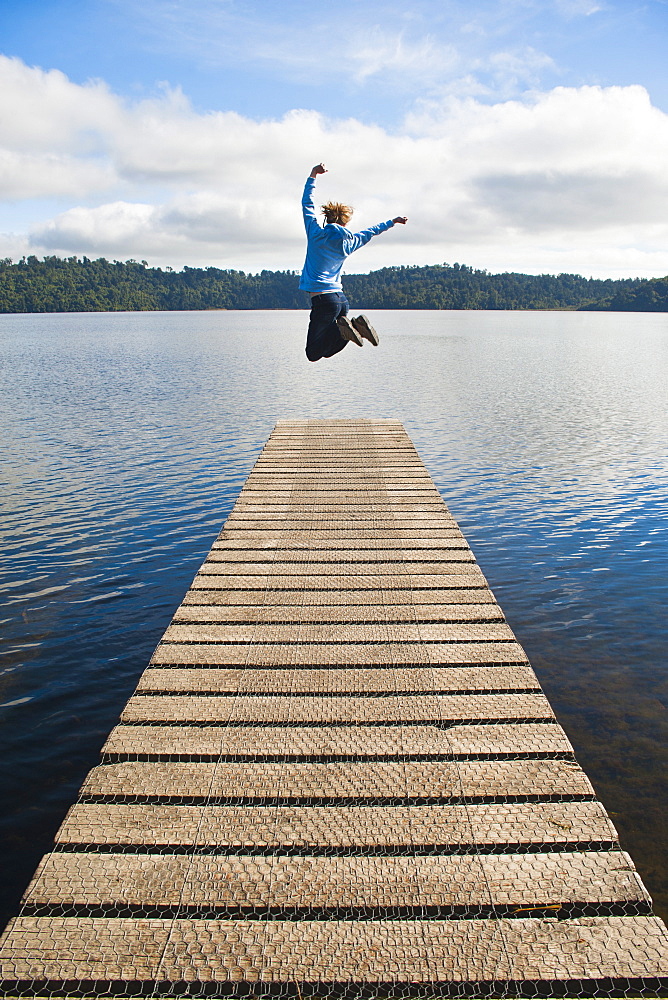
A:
[299, 176, 395, 294]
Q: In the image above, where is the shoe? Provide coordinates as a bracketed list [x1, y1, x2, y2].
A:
[336, 315, 364, 346]
[352, 314, 379, 346]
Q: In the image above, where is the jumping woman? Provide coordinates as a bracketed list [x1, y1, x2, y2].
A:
[299, 163, 407, 362]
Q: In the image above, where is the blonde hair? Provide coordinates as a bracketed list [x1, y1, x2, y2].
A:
[322, 201, 353, 226]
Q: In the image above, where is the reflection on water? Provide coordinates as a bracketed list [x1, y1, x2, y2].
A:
[1, 308, 667, 927]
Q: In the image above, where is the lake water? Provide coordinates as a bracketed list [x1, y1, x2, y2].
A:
[1, 308, 667, 930]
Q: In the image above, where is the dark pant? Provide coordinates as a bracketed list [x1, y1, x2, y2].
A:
[305, 291, 350, 362]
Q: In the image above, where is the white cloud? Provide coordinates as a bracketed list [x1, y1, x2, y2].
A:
[2, 56, 668, 276]
[32, 193, 301, 261]
[0, 57, 120, 153]
[35, 202, 158, 253]
[330, 30, 459, 86]
[0, 150, 114, 200]
[553, 0, 604, 17]
[480, 47, 557, 94]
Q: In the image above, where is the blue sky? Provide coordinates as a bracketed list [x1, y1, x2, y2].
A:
[1, 0, 667, 276]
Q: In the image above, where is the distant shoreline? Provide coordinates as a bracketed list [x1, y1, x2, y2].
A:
[1, 256, 666, 314]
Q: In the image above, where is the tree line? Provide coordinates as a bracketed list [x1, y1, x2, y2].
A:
[0, 255, 665, 313]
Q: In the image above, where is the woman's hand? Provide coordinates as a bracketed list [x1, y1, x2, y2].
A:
[310, 163, 327, 178]
[392, 216, 408, 224]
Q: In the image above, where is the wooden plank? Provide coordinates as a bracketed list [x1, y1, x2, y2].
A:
[231, 488, 445, 495]
[172, 602, 505, 623]
[54, 801, 615, 849]
[160, 623, 515, 644]
[208, 546, 473, 559]
[102, 722, 574, 758]
[197, 560, 480, 576]
[149, 642, 529, 666]
[79, 759, 595, 800]
[136, 665, 539, 694]
[211, 535, 469, 547]
[249, 473, 431, 478]
[182, 588, 498, 607]
[220, 524, 463, 535]
[253, 458, 424, 464]
[121, 693, 553, 724]
[190, 574, 488, 590]
[233, 505, 451, 514]
[215, 529, 469, 540]
[192, 574, 487, 591]
[21, 851, 649, 911]
[224, 512, 456, 522]
[5, 915, 664, 984]
[206, 550, 476, 564]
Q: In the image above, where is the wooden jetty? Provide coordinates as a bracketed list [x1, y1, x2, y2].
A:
[1, 417, 667, 996]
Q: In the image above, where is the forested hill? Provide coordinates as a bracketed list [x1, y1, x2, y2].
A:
[0, 255, 665, 313]
[342, 265, 639, 310]
[587, 275, 668, 312]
